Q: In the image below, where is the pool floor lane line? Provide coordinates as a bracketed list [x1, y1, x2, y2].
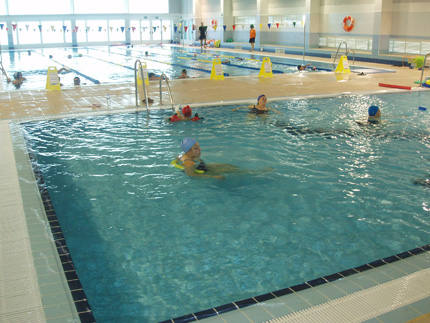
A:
[88, 46, 230, 76]
[34, 50, 101, 84]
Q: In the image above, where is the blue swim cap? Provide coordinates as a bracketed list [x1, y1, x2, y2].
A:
[257, 94, 266, 104]
[368, 105, 379, 116]
[181, 137, 196, 153]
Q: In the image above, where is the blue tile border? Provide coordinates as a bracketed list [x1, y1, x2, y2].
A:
[164, 243, 430, 322]
[28, 152, 96, 323]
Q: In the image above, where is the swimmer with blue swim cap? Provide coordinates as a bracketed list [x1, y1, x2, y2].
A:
[367, 105, 381, 124]
[356, 105, 382, 126]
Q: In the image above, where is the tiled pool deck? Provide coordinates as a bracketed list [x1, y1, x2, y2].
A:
[1, 46, 430, 323]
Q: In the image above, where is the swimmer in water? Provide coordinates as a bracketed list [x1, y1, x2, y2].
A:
[174, 138, 272, 179]
[297, 64, 317, 71]
[169, 105, 203, 122]
[232, 94, 280, 114]
[356, 105, 382, 126]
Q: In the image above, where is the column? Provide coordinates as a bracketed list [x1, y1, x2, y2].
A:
[372, 0, 393, 55]
[305, 0, 321, 49]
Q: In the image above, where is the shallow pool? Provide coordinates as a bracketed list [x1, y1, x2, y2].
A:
[23, 91, 430, 322]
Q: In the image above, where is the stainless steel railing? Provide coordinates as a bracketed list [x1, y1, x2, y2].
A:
[419, 53, 430, 87]
[134, 59, 149, 110]
[159, 73, 175, 111]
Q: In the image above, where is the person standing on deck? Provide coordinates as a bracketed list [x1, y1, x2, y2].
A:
[249, 25, 256, 51]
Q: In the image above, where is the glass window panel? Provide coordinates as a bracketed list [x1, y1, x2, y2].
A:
[76, 20, 87, 43]
[152, 20, 161, 41]
[74, 0, 127, 14]
[62, 21, 72, 44]
[0, 0, 7, 15]
[42, 21, 64, 44]
[87, 20, 108, 42]
[17, 22, 41, 45]
[141, 20, 150, 41]
[162, 20, 171, 41]
[392, 40, 406, 53]
[421, 42, 430, 54]
[405, 41, 420, 54]
[129, 0, 168, 13]
[319, 37, 327, 47]
[9, 0, 70, 15]
[0, 22, 7, 46]
[109, 20, 125, 42]
[130, 20, 141, 42]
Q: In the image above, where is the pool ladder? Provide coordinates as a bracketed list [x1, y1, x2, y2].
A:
[134, 60, 149, 110]
[134, 60, 175, 111]
[332, 41, 355, 69]
[159, 73, 175, 111]
[419, 52, 430, 87]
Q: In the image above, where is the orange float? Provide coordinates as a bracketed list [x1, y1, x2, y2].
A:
[343, 16, 355, 32]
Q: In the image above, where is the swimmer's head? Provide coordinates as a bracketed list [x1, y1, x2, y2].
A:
[181, 137, 197, 153]
[368, 105, 380, 116]
[297, 65, 304, 70]
[257, 94, 266, 104]
[73, 76, 81, 85]
[182, 105, 192, 117]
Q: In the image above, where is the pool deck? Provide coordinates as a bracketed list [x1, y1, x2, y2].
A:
[1, 46, 430, 323]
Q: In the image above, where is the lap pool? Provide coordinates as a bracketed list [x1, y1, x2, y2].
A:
[21, 91, 430, 322]
[1, 44, 391, 91]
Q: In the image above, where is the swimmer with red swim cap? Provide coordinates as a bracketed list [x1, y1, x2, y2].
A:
[169, 105, 203, 122]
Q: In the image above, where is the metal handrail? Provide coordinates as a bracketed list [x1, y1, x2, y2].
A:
[159, 73, 175, 111]
[348, 48, 356, 65]
[332, 41, 348, 69]
[134, 59, 149, 110]
[419, 53, 430, 87]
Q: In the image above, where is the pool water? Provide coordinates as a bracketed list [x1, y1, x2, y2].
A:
[23, 91, 430, 322]
[1, 44, 380, 90]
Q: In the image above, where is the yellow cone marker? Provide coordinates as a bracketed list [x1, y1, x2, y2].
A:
[210, 59, 224, 80]
[335, 55, 351, 74]
[259, 57, 273, 78]
[46, 66, 61, 90]
[137, 62, 149, 86]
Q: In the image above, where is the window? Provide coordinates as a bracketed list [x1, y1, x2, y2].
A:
[74, 0, 127, 14]
[87, 20, 108, 43]
[8, 0, 70, 15]
[76, 20, 87, 43]
[108, 20, 125, 42]
[42, 21, 65, 44]
[129, 0, 168, 13]
[152, 19, 161, 41]
[162, 20, 171, 41]
[18, 22, 41, 45]
[141, 20, 150, 41]
[130, 20, 141, 42]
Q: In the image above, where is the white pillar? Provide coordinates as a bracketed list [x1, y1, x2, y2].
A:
[372, 0, 393, 55]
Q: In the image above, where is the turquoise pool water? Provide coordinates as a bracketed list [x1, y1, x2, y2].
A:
[1, 44, 381, 90]
[23, 91, 430, 322]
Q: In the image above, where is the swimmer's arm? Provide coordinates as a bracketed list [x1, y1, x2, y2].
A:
[268, 107, 281, 114]
[232, 105, 253, 111]
[183, 160, 224, 179]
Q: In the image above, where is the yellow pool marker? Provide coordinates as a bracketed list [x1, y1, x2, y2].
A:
[335, 55, 351, 74]
[259, 57, 273, 78]
[210, 59, 224, 80]
[45, 66, 61, 90]
[136, 62, 149, 86]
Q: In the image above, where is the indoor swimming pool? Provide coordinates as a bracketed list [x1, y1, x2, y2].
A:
[20, 90, 430, 322]
[1, 44, 392, 91]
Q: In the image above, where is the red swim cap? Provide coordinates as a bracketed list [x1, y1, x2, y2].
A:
[182, 105, 192, 117]
[169, 114, 181, 122]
